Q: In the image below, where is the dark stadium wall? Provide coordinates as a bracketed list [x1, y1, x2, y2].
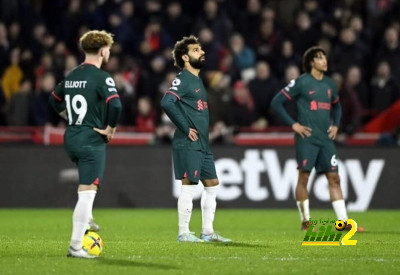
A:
[0, 145, 397, 210]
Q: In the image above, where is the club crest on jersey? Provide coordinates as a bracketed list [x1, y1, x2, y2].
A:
[310, 100, 317, 111]
[197, 100, 208, 111]
[327, 89, 332, 98]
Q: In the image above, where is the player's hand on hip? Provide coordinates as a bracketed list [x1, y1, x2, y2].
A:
[188, 128, 198, 141]
[292, 122, 312, 138]
[327, 125, 338, 140]
[93, 126, 117, 143]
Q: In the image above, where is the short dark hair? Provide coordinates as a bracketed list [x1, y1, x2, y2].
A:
[172, 35, 200, 69]
[302, 46, 326, 73]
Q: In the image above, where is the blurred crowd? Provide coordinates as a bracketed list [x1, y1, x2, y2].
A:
[1, 0, 400, 144]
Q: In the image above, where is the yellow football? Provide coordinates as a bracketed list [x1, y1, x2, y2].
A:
[335, 220, 346, 231]
[82, 231, 104, 256]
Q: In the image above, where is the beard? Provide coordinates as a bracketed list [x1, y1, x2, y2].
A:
[189, 55, 205, 69]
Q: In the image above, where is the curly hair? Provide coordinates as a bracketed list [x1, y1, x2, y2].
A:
[172, 35, 200, 69]
[79, 30, 114, 55]
[302, 46, 326, 73]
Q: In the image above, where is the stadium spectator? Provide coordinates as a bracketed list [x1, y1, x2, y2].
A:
[247, 61, 280, 125]
[31, 72, 59, 126]
[330, 27, 371, 77]
[272, 0, 301, 30]
[107, 1, 140, 56]
[0, 78, 6, 125]
[135, 96, 157, 132]
[155, 70, 178, 120]
[272, 64, 300, 126]
[154, 109, 175, 144]
[28, 23, 49, 64]
[34, 52, 54, 91]
[162, 0, 191, 42]
[206, 70, 233, 127]
[54, 0, 83, 55]
[113, 72, 135, 126]
[236, 0, 262, 47]
[63, 55, 78, 77]
[302, 0, 326, 28]
[375, 26, 400, 80]
[1, 47, 22, 103]
[252, 13, 281, 63]
[138, 18, 173, 60]
[140, 55, 167, 102]
[273, 39, 302, 79]
[0, 21, 9, 76]
[339, 66, 368, 135]
[103, 55, 120, 75]
[140, 0, 163, 22]
[229, 32, 256, 81]
[6, 78, 32, 126]
[192, 0, 233, 47]
[231, 80, 263, 129]
[197, 27, 224, 71]
[319, 19, 338, 44]
[369, 60, 400, 116]
[348, 14, 373, 48]
[290, 10, 319, 56]
[19, 48, 36, 88]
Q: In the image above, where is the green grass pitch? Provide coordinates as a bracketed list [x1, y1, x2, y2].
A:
[1, 209, 399, 274]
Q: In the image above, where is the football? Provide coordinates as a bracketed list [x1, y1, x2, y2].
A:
[82, 231, 104, 256]
[335, 220, 346, 231]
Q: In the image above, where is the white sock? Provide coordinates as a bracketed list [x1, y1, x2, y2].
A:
[296, 199, 310, 222]
[201, 186, 218, 235]
[332, 199, 348, 221]
[177, 185, 196, 236]
[70, 190, 96, 250]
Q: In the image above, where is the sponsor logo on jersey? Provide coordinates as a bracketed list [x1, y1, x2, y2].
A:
[309, 101, 331, 110]
[317, 102, 331, 110]
[195, 88, 200, 93]
[309, 90, 315, 94]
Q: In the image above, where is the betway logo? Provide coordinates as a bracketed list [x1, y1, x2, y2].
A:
[173, 149, 385, 212]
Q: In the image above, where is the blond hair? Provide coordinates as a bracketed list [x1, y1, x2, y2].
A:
[79, 30, 114, 55]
